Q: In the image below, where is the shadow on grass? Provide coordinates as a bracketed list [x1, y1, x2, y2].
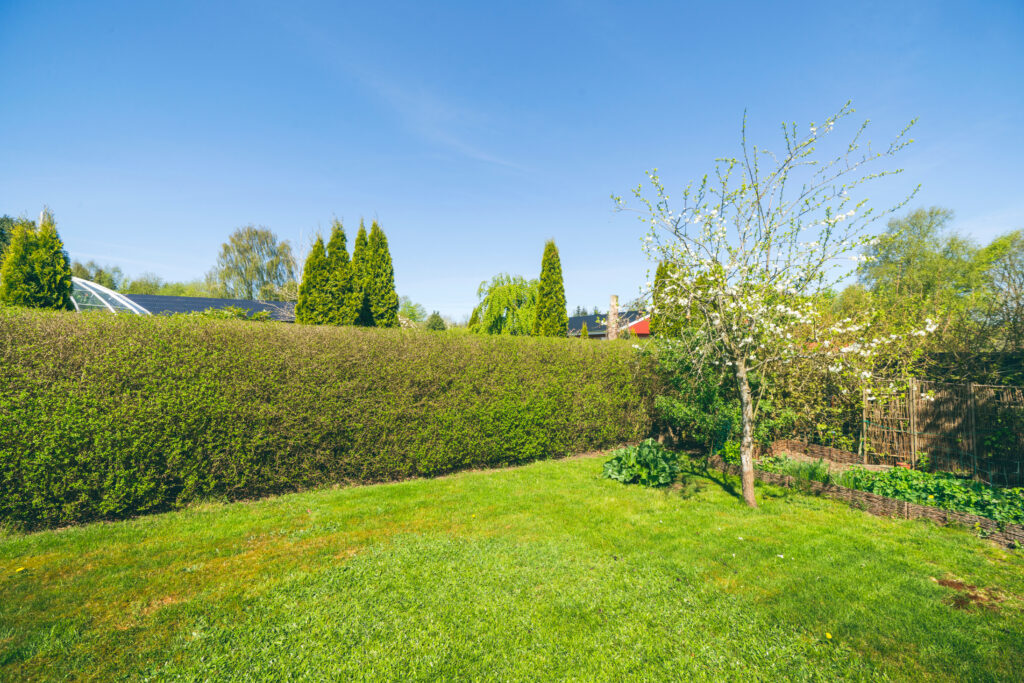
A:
[676, 462, 743, 502]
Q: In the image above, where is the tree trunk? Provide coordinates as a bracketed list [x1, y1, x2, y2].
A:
[735, 363, 758, 508]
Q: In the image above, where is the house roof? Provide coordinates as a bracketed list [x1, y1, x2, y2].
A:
[123, 293, 296, 322]
[568, 310, 647, 337]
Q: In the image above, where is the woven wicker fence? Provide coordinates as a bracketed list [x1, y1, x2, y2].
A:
[752, 469, 1024, 548]
[864, 378, 1024, 486]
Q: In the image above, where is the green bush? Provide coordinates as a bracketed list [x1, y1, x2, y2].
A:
[602, 439, 680, 487]
[0, 308, 655, 529]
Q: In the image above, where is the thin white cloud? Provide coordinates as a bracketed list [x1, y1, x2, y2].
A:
[279, 15, 527, 172]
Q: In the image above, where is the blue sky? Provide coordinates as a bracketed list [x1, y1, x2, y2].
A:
[2, 0, 1022, 317]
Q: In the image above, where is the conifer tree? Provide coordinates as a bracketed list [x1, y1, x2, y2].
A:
[295, 236, 330, 324]
[0, 209, 72, 310]
[351, 221, 369, 287]
[425, 311, 446, 331]
[365, 221, 399, 327]
[323, 219, 363, 325]
[579, 321, 588, 339]
[532, 239, 568, 336]
[350, 221, 374, 326]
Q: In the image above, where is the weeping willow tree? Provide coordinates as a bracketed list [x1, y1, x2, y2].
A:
[468, 273, 539, 335]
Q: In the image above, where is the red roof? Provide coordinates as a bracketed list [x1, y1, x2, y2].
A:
[627, 316, 650, 336]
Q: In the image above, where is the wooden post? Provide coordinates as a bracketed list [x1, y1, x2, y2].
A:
[909, 377, 918, 469]
[968, 382, 978, 480]
[861, 384, 868, 465]
[607, 295, 619, 340]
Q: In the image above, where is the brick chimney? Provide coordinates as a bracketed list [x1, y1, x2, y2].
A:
[607, 294, 619, 340]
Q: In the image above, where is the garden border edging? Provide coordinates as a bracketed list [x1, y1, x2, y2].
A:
[706, 441, 1024, 548]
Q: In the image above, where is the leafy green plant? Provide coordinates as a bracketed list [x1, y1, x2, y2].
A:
[836, 467, 1024, 526]
[756, 455, 1024, 525]
[602, 439, 681, 487]
[756, 455, 832, 485]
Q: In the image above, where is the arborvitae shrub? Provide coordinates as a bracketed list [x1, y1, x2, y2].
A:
[425, 311, 446, 331]
[366, 222, 399, 327]
[0, 210, 72, 310]
[533, 239, 568, 336]
[0, 309, 655, 529]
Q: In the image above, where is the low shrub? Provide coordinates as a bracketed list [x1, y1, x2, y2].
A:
[0, 308, 655, 529]
[602, 439, 680, 487]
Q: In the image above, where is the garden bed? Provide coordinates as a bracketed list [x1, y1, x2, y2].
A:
[746, 463, 1024, 548]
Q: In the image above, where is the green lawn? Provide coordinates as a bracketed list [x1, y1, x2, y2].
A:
[2, 456, 1022, 681]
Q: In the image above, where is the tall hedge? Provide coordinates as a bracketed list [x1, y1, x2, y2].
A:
[0, 309, 654, 529]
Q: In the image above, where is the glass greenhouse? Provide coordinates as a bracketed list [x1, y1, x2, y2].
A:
[70, 277, 151, 315]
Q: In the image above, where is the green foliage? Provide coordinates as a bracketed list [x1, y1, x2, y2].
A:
[0, 209, 72, 310]
[122, 274, 222, 298]
[836, 466, 1024, 526]
[755, 455, 1024, 526]
[365, 221, 399, 328]
[190, 306, 272, 321]
[756, 456, 833, 484]
[211, 225, 297, 300]
[424, 311, 446, 331]
[579, 321, 588, 338]
[71, 260, 126, 291]
[602, 439, 680, 487]
[0, 309, 654, 528]
[469, 273, 539, 335]
[324, 220, 367, 325]
[533, 240, 568, 337]
[650, 261, 683, 337]
[0, 215, 20, 262]
[295, 236, 330, 324]
[399, 296, 427, 323]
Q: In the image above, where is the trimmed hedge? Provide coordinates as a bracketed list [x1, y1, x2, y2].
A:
[0, 309, 654, 529]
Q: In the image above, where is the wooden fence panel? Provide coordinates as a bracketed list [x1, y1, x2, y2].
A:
[864, 378, 1024, 486]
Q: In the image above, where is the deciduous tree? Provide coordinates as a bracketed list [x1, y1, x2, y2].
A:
[618, 103, 921, 507]
[211, 225, 297, 300]
[469, 274, 539, 335]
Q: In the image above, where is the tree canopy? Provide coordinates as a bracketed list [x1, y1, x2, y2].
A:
[72, 260, 127, 291]
[425, 311, 446, 331]
[621, 102, 919, 507]
[211, 225, 297, 300]
[469, 274, 539, 335]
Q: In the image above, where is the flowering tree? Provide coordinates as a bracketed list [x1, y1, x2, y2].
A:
[616, 103, 920, 507]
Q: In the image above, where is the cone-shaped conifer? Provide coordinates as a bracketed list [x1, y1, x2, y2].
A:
[350, 221, 374, 326]
[365, 221, 399, 327]
[532, 239, 568, 336]
[579, 321, 588, 339]
[425, 311, 446, 331]
[0, 209, 72, 310]
[296, 236, 330, 324]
